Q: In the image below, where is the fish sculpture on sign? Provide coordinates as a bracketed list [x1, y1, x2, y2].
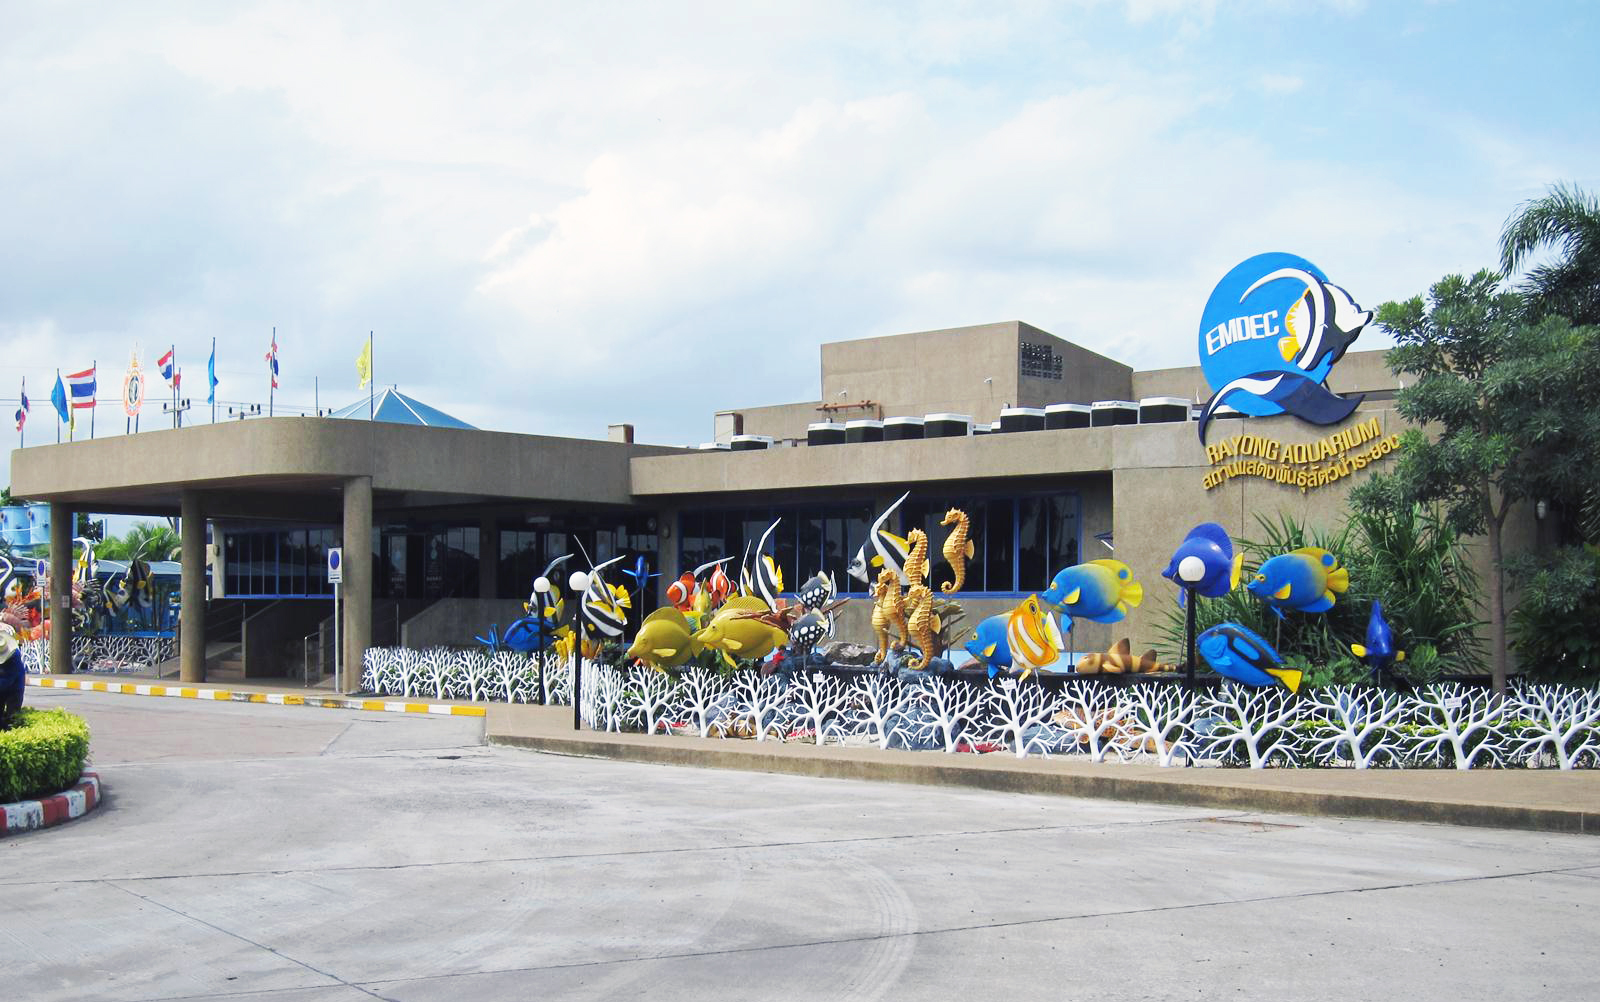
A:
[1247, 547, 1349, 618]
[848, 491, 913, 586]
[1041, 559, 1143, 625]
[1351, 600, 1405, 684]
[1162, 522, 1243, 606]
[1198, 623, 1302, 692]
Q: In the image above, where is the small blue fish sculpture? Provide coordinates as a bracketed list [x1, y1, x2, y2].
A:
[1351, 601, 1405, 682]
[1246, 547, 1348, 618]
[1198, 623, 1302, 692]
[1041, 559, 1143, 624]
[621, 555, 659, 597]
[1162, 522, 1243, 606]
[964, 614, 1014, 679]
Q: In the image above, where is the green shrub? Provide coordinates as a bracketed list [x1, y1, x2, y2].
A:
[0, 708, 91, 803]
[1510, 544, 1600, 685]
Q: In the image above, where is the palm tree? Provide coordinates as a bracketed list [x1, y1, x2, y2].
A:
[1500, 182, 1600, 325]
[111, 521, 181, 563]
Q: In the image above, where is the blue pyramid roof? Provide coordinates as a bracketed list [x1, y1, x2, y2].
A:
[329, 387, 476, 429]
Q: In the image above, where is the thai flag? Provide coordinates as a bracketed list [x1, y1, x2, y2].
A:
[265, 334, 279, 389]
[158, 347, 176, 384]
[66, 366, 97, 409]
[14, 380, 28, 432]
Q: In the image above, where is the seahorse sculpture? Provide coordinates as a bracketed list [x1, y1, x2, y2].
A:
[903, 529, 930, 588]
[939, 508, 973, 594]
[904, 584, 937, 670]
[871, 567, 906, 663]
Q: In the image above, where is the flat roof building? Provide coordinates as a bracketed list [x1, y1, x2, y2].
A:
[13, 321, 1523, 686]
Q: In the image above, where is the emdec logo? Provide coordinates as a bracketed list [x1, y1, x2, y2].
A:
[1195, 253, 1372, 442]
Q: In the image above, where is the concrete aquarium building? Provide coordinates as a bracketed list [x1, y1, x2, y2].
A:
[14, 306, 1509, 688]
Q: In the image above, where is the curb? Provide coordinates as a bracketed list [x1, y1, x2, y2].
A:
[491, 732, 1598, 837]
[1, 772, 102, 837]
[25, 676, 485, 718]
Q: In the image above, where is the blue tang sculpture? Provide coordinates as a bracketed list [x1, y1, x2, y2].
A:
[1198, 623, 1302, 692]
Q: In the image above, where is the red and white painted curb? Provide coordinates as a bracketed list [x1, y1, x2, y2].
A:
[0, 772, 102, 837]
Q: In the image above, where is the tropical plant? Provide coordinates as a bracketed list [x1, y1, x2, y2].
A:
[1500, 182, 1600, 326]
[97, 520, 180, 562]
[1158, 506, 1482, 685]
[1368, 269, 1600, 690]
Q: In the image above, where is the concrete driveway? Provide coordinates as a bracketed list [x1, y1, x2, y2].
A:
[4, 688, 1598, 1001]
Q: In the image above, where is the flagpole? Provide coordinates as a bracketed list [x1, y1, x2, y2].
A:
[369, 330, 375, 420]
[55, 370, 61, 444]
[19, 378, 25, 450]
[90, 359, 96, 438]
[315, 376, 319, 416]
[269, 327, 276, 417]
[173, 346, 180, 429]
[210, 337, 217, 424]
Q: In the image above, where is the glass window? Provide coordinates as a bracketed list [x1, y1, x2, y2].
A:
[1018, 497, 1047, 594]
[984, 499, 1015, 593]
[1048, 494, 1080, 575]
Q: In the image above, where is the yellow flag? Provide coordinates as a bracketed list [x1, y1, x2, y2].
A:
[355, 337, 372, 389]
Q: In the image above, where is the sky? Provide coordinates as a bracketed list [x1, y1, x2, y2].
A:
[2, 0, 1596, 491]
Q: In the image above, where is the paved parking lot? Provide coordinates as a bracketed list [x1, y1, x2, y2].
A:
[5, 688, 1598, 1001]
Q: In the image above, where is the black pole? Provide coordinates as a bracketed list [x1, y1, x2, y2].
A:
[571, 594, 583, 731]
[1184, 588, 1198, 688]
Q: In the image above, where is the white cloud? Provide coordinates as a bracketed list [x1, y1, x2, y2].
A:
[0, 0, 1588, 475]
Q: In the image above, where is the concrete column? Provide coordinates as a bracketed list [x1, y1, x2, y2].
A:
[179, 491, 207, 683]
[478, 515, 498, 600]
[48, 503, 72, 675]
[341, 476, 372, 693]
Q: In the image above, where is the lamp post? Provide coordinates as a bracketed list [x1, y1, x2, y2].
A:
[1176, 555, 1206, 688]
[532, 574, 552, 705]
[568, 569, 590, 730]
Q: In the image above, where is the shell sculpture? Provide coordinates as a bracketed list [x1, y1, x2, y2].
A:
[939, 508, 974, 594]
[871, 567, 907, 664]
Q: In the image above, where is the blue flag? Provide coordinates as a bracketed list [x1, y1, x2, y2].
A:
[51, 372, 69, 422]
[208, 342, 218, 403]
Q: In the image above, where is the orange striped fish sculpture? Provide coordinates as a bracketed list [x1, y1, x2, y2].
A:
[1005, 595, 1065, 680]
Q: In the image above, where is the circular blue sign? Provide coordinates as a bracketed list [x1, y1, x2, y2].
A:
[328, 550, 341, 571]
[1194, 251, 1372, 440]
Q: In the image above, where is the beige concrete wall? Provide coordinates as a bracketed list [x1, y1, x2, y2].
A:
[818, 321, 1132, 427]
[1132, 347, 1398, 402]
[632, 425, 1116, 496]
[715, 401, 822, 444]
[11, 418, 686, 514]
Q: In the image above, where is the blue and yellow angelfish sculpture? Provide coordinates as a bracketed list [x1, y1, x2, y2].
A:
[1246, 547, 1348, 618]
[1041, 559, 1143, 625]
